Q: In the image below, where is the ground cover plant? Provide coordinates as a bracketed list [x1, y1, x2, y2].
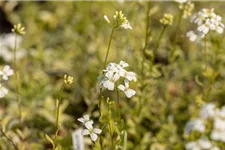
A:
[1, 1, 225, 150]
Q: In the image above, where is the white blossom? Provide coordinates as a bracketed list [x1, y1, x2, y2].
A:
[187, 8, 224, 42]
[82, 121, 102, 142]
[98, 61, 137, 97]
[0, 84, 8, 98]
[118, 80, 136, 98]
[185, 138, 213, 150]
[199, 103, 217, 119]
[184, 119, 205, 134]
[0, 65, 14, 80]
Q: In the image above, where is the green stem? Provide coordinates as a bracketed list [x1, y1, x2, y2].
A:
[55, 84, 65, 141]
[204, 37, 207, 71]
[103, 27, 115, 68]
[155, 25, 168, 53]
[116, 85, 121, 122]
[138, 1, 151, 116]
[13, 34, 22, 122]
[0, 129, 18, 150]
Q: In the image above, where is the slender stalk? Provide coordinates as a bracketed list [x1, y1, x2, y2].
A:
[138, 1, 151, 116]
[13, 34, 22, 122]
[204, 36, 207, 71]
[116, 85, 121, 122]
[0, 129, 18, 150]
[155, 25, 168, 53]
[103, 27, 115, 68]
[55, 84, 65, 140]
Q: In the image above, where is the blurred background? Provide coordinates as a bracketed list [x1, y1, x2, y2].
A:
[1, 1, 225, 149]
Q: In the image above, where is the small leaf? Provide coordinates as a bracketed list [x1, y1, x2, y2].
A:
[45, 134, 55, 149]
[109, 119, 114, 136]
[194, 75, 203, 87]
[122, 130, 127, 150]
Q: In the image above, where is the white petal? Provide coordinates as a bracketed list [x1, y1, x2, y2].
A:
[118, 85, 125, 91]
[83, 115, 90, 120]
[103, 80, 114, 91]
[90, 133, 98, 142]
[93, 128, 102, 134]
[124, 89, 136, 98]
[77, 118, 85, 123]
[82, 129, 90, 135]
[105, 71, 114, 79]
[3, 75, 8, 80]
[84, 121, 93, 130]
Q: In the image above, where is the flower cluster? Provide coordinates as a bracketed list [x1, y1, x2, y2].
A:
[98, 61, 137, 98]
[186, 137, 220, 150]
[187, 8, 224, 42]
[64, 74, 73, 85]
[0, 65, 14, 98]
[104, 11, 132, 30]
[185, 103, 225, 149]
[11, 23, 25, 35]
[78, 115, 102, 142]
[0, 33, 26, 62]
[178, 1, 195, 19]
[159, 13, 174, 26]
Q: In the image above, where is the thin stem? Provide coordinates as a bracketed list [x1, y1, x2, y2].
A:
[0, 129, 18, 150]
[138, 1, 151, 116]
[103, 27, 115, 68]
[155, 25, 168, 53]
[55, 84, 65, 140]
[204, 37, 207, 71]
[13, 34, 22, 122]
[116, 85, 121, 122]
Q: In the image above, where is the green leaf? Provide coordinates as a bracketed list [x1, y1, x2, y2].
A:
[109, 119, 114, 136]
[45, 134, 55, 149]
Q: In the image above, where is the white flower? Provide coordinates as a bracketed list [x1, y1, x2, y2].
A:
[185, 138, 212, 150]
[184, 119, 205, 134]
[98, 61, 137, 92]
[119, 61, 129, 68]
[0, 65, 14, 80]
[186, 31, 197, 42]
[118, 80, 136, 98]
[82, 121, 102, 142]
[198, 138, 212, 149]
[174, 0, 187, 3]
[185, 141, 199, 150]
[103, 71, 120, 90]
[0, 84, 8, 98]
[187, 8, 224, 42]
[78, 115, 93, 125]
[199, 103, 216, 119]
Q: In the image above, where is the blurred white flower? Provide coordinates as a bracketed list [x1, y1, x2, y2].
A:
[175, 0, 187, 3]
[184, 119, 205, 134]
[187, 8, 224, 42]
[82, 121, 102, 142]
[186, 31, 198, 42]
[0, 84, 8, 98]
[118, 80, 136, 98]
[0, 33, 26, 62]
[199, 103, 217, 119]
[185, 138, 213, 150]
[0, 65, 14, 80]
